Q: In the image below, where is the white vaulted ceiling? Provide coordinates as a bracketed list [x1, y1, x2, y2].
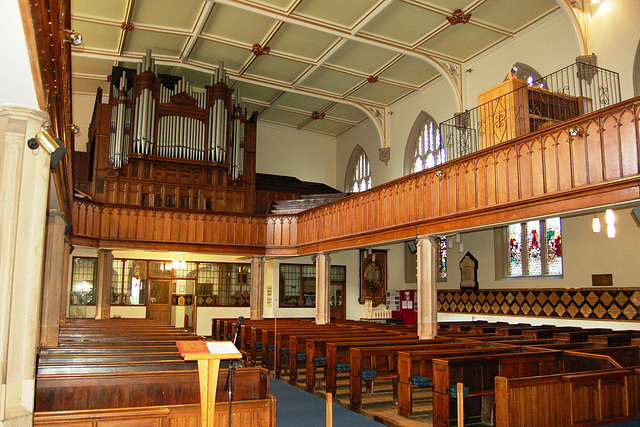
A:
[70, 0, 560, 137]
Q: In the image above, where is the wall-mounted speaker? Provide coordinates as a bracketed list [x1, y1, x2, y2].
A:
[632, 205, 640, 226]
[407, 240, 417, 254]
[311, 254, 317, 264]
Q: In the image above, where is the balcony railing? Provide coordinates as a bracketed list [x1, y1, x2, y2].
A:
[440, 62, 621, 162]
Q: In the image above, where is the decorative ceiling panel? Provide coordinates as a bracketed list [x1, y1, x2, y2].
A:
[259, 108, 310, 127]
[419, 23, 506, 62]
[324, 103, 368, 123]
[472, 0, 559, 32]
[298, 67, 365, 97]
[303, 119, 354, 136]
[71, 0, 129, 21]
[379, 56, 439, 87]
[348, 81, 413, 105]
[123, 30, 189, 58]
[131, 0, 203, 30]
[202, 4, 278, 45]
[291, 0, 388, 30]
[277, 94, 335, 114]
[324, 40, 398, 76]
[266, 23, 341, 62]
[189, 39, 253, 72]
[70, 19, 122, 52]
[359, 2, 446, 46]
[244, 55, 312, 85]
[70, 0, 562, 137]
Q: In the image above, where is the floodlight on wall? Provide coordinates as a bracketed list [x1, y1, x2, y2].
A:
[569, 126, 584, 137]
[27, 129, 67, 169]
[592, 215, 601, 233]
[69, 124, 80, 134]
[605, 209, 615, 238]
[64, 30, 83, 46]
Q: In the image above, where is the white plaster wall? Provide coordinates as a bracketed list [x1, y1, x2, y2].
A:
[462, 10, 579, 109]
[1, 1, 39, 109]
[256, 121, 338, 189]
[585, 0, 640, 100]
[440, 207, 640, 292]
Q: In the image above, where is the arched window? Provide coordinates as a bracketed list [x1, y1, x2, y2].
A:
[346, 145, 372, 192]
[404, 111, 445, 175]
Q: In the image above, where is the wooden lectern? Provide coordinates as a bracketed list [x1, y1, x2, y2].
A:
[177, 340, 242, 427]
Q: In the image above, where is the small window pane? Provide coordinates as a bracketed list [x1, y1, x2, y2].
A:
[545, 217, 563, 275]
[526, 220, 542, 276]
[439, 237, 447, 280]
[508, 224, 523, 276]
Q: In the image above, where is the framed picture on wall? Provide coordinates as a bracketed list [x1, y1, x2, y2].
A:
[359, 249, 388, 307]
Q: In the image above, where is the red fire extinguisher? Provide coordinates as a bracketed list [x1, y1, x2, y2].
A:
[184, 314, 189, 328]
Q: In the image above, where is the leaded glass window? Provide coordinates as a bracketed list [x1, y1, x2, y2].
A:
[506, 217, 562, 277]
[351, 150, 372, 192]
[412, 120, 445, 173]
[439, 237, 447, 280]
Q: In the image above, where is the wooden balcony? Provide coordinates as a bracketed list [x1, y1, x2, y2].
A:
[71, 97, 640, 255]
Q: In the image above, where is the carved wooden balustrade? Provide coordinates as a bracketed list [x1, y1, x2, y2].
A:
[72, 98, 640, 255]
[72, 201, 266, 254]
[290, 97, 640, 254]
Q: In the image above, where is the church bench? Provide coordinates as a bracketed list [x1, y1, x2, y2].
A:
[432, 350, 567, 427]
[288, 329, 412, 384]
[520, 326, 582, 339]
[35, 367, 275, 426]
[36, 351, 186, 364]
[565, 345, 640, 367]
[35, 366, 269, 412]
[304, 335, 439, 391]
[348, 342, 507, 409]
[494, 325, 556, 336]
[38, 344, 183, 354]
[552, 328, 614, 342]
[396, 345, 528, 417]
[588, 332, 640, 347]
[495, 367, 640, 426]
[36, 359, 199, 375]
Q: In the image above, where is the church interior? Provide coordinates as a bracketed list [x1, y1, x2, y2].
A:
[2, 0, 640, 425]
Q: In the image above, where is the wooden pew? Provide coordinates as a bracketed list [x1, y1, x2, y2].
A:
[35, 367, 275, 426]
[495, 367, 640, 426]
[396, 345, 527, 417]
[432, 350, 567, 426]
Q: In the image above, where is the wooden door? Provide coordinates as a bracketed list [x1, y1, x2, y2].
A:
[330, 281, 345, 319]
[147, 279, 172, 324]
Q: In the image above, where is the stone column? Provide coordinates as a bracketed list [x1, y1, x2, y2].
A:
[0, 105, 51, 426]
[95, 249, 113, 319]
[315, 253, 331, 324]
[39, 210, 67, 347]
[416, 237, 438, 339]
[250, 256, 265, 320]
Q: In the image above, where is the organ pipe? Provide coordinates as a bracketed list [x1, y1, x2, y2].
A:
[107, 50, 247, 171]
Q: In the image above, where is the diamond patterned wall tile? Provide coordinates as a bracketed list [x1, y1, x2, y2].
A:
[437, 288, 639, 322]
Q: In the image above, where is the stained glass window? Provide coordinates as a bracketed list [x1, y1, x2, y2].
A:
[508, 224, 523, 276]
[506, 217, 562, 277]
[412, 120, 445, 173]
[526, 220, 541, 275]
[438, 237, 447, 280]
[545, 217, 563, 275]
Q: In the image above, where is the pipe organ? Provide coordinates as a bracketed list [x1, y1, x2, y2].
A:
[82, 49, 257, 214]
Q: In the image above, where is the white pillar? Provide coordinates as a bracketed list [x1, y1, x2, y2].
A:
[250, 256, 265, 320]
[315, 253, 331, 324]
[416, 237, 438, 339]
[0, 105, 51, 426]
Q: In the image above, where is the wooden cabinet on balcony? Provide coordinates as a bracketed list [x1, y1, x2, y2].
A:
[478, 77, 589, 149]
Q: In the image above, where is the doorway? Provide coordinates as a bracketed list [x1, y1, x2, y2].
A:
[147, 279, 172, 324]
[330, 281, 345, 319]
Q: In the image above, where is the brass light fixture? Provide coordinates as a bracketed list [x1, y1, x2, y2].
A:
[64, 30, 83, 46]
[27, 129, 67, 168]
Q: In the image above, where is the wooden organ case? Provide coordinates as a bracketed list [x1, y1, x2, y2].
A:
[79, 50, 257, 214]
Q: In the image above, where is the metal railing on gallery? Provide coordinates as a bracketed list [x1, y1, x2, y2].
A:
[439, 62, 621, 162]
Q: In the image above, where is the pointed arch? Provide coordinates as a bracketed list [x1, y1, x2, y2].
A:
[344, 145, 372, 193]
[403, 111, 444, 176]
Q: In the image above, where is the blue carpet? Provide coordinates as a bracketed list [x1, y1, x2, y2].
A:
[270, 378, 383, 427]
[604, 418, 640, 427]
